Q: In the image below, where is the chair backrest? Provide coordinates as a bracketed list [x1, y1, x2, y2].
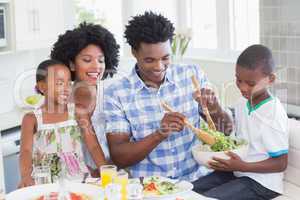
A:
[284, 118, 300, 187]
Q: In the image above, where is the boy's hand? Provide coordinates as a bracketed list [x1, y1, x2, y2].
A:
[18, 176, 34, 188]
[159, 112, 186, 138]
[192, 88, 220, 113]
[208, 151, 246, 172]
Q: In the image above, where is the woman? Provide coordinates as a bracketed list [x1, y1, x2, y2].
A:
[51, 22, 120, 176]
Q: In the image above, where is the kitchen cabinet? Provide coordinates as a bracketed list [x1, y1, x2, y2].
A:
[14, 0, 64, 50]
[0, 132, 5, 194]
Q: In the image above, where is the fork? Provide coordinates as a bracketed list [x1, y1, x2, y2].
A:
[81, 172, 89, 183]
[139, 176, 144, 187]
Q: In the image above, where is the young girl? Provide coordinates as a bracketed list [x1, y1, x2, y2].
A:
[18, 59, 88, 188]
[51, 22, 119, 176]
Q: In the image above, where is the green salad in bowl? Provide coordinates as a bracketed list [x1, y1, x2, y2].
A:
[192, 123, 248, 167]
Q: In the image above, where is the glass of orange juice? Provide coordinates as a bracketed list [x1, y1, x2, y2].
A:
[114, 170, 128, 200]
[100, 165, 117, 188]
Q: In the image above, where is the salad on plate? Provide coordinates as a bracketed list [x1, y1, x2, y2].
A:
[141, 176, 193, 199]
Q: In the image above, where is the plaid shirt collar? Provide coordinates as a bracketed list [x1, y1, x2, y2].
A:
[130, 64, 177, 92]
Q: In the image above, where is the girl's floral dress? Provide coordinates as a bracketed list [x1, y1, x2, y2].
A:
[32, 104, 88, 182]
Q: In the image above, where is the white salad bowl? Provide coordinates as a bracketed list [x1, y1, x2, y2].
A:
[192, 142, 249, 167]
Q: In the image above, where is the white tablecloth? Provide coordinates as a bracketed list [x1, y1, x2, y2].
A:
[180, 191, 217, 199]
[84, 177, 217, 200]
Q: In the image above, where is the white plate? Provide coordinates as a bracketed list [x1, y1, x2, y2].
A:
[6, 182, 105, 200]
[142, 176, 193, 200]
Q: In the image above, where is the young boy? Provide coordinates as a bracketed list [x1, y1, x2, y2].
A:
[193, 44, 288, 200]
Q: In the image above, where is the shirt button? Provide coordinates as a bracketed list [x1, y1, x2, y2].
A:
[171, 148, 176, 153]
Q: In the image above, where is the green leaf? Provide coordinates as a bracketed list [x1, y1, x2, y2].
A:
[69, 126, 81, 140]
[50, 132, 56, 144]
[59, 127, 66, 134]
[171, 36, 178, 56]
[180, 39, 191, 56]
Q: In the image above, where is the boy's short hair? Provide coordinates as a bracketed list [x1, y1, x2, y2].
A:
[237, 44, 275, 75]
[124, 11, 175, 50]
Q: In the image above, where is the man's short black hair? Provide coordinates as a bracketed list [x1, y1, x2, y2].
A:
[237, 44, 275, 75]
[51, 22, 120, 80]
[124, 11, 175, 50]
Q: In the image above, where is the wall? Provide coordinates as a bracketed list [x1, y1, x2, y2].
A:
[0, 0, 75, 114]
[0, 48, 51, 113]
[260, 0, 300, 109]
[0, 133, 4, 194]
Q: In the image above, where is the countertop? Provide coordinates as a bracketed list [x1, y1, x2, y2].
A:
[0, 107, 26, 131]
[0, 132, 4, 193]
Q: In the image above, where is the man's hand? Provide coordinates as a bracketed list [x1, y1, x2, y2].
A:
[159, 112, 186, 138]
[193, 88, 220, 113]
[208, 151, 246, 172]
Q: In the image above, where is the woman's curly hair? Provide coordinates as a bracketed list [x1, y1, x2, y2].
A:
[50, 22, 120, 80]
[124, 11, 175, 50]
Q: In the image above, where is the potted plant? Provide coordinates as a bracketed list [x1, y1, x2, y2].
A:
[171, 28, 192, 63]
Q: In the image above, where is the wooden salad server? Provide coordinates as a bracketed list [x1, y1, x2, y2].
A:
[161, 101, 216, 145]
[191, 75, 217, 131]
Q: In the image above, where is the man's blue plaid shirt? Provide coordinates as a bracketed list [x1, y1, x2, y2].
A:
[104, 64, 209, 181]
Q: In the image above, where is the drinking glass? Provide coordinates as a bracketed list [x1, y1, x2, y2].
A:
[105, 183, 121, 200]
[127, 183, 143, 200]
[33, 165, 51, 185]
[114, 170, 128, 200]
[100, 165, 117, 188]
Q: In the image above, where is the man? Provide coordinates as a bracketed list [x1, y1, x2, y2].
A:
[104, 11, 232, 182]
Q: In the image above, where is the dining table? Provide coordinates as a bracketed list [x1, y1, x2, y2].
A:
[5, 177, 217, 200]
[172, 191, 217, 200]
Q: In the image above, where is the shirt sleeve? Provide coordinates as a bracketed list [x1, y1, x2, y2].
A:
[104, 87, 131, 135]
[262, 116, 289, 158]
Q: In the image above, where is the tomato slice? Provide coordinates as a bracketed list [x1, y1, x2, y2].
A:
[144, 182, 157, 191]
[36, 192, 83, 200]
[70, 192, 82, 200]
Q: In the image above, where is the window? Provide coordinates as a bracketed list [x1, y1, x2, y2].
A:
[229, 0, 259, 51]
[121, 0, 178, 59]
[73, 0, 259, 62]
[190, 0, 217, 49]
[75, 0, 123, 53]
[186, 0, 259, 60]
[127, 0, 177, 26]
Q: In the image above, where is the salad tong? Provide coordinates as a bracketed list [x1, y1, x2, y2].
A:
[161, 101, 216, 145]
[191, 75, 217, 131]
